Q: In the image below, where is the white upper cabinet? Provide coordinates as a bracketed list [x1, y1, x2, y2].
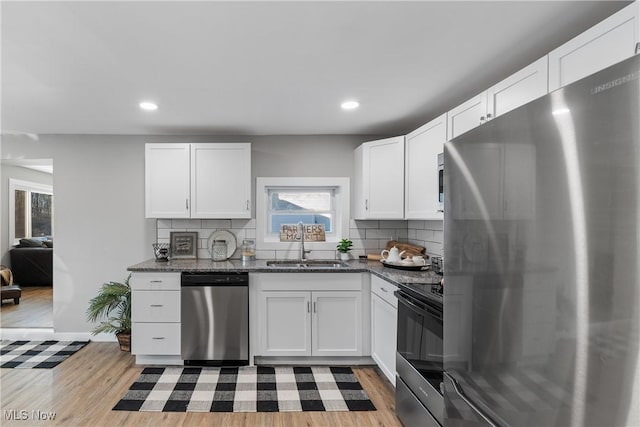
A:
[190, 143, 251, 219]
[548, 2, 639, 91]
[448, 57, 549, 141]
[145, 143, 251, 219]
[145, 144, 191, 218]
[404, 113, 446, 220]
[487, 56, 548, 118]
[447, 92, 488, 141]
[353, 136, 405, 219]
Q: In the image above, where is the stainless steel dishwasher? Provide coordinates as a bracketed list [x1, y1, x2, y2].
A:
[181, 272, 249, 366]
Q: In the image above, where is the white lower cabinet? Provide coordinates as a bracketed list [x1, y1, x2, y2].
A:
[259, 290, 362, 357]
[132, 323, 181, 355]
[259, 291, 312, 356]
[254, 273, 366, 358]
[130, 272, 182, 362]
[312, 291, 362, 357]
[370, 276, 397, 385]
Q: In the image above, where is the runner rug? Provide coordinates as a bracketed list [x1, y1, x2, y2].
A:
[0, 340, 89, 368]
[113, 366, 376, 412]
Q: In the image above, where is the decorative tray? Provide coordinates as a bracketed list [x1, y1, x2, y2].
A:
[381, 260, 429, 271]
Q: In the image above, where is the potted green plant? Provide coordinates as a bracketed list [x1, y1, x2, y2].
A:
[86, 275, 132, 352]
[336, 238, 353, 261]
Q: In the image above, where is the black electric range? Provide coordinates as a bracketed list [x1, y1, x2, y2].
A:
[395, 275, 445, 426]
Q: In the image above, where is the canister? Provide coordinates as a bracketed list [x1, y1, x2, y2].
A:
[212, 240, 228, 261]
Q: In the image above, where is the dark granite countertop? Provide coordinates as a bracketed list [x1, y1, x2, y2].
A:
[127, 258, 442, 286]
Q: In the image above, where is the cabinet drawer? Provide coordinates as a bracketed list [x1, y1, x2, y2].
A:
[130, 272, 181, 290]
[132, 323, 181, 355]
[371, 276, 398, 308]
[132, 291, 180, 322]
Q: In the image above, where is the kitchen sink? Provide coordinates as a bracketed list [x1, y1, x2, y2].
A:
[266, 260, 347, 269]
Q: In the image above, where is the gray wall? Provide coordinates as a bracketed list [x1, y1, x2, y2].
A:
[0, 133, 375, 333]
[0, 163, 54, 266]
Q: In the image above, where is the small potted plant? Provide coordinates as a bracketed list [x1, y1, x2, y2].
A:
[86, 275, 132, 352]
[336, 238, 353, 261]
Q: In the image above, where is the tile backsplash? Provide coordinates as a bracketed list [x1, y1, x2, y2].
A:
[156, 218, 443, 260]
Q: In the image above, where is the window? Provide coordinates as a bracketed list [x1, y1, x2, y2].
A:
[267, 188, 335, 235]
[256, 177, 350, 250]
[9, 179, 53, 245]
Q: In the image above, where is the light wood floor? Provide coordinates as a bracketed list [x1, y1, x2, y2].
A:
[0, 286, 53, 328]
[0, 343, 402, 427]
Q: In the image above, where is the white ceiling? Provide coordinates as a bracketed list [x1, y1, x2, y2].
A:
[1, 1, 631, 136]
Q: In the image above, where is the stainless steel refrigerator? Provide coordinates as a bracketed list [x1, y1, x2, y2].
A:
[443, 54, 639, 426]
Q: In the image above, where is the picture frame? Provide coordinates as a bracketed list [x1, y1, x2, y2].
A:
[169, 231, 198, 259]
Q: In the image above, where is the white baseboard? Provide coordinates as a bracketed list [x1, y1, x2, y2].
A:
[135, 355, 183, 366]
[90, 332, 117, 342]
[0, 328, 92, 342]
[253, 356, 376, 366]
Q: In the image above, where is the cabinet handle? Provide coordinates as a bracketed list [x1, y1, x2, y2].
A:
[152, 337, 165, 340]
[381, 288, 388, 293]
[313, 302, 317, 313]
[150, 280, 163, 283]
[307, 301, 311, 313]
[246, 200, 250, 210]
[636, 42, 640, 55]
[437, 209, 444, 213]
[480, 116, 486, 124]
[186, 198, 189, 210]
[365, 199, 369, 211]
[150, 304, 163, 307]
[486, 113, 492, 120]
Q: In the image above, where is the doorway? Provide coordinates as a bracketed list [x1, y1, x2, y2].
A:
[1, 159, 54, 329]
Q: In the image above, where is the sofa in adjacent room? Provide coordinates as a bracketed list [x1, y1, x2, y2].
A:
[9, 238, 53, 286]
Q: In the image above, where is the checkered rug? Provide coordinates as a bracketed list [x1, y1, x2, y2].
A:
[113, 366, 376, 412]
[0, 340, 89, 368]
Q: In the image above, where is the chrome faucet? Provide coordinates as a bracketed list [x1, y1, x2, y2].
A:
[297, 221, 312, 261]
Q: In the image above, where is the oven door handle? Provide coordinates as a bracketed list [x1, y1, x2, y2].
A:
[395, 290, 442, 321]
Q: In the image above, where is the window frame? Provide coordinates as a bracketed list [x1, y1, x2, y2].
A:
[9, 178, 54, 246]
[256, 177, 350, 251]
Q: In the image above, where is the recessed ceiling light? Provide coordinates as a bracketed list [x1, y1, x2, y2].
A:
[139, 101, 158, 111]
[341, 100, 360, 110]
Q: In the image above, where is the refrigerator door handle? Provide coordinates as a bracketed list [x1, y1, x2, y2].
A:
[444, 372, 498, 427]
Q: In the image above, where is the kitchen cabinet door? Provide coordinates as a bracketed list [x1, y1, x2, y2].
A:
[371, 292, 397, 385]
[447, 92, 488, 141]
[191, 143, 251, 219]
[312, 291, 362, 356]
[548, 2, 639, 91]
[353, 136, 405, 219]
[487, 56, 548, 119]
[405, 114, 446, 220]
[145, 144, 190, 218]
[259, 291, 311, 356]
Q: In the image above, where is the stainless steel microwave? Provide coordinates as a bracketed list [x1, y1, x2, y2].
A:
[437, 153, 444, 212]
